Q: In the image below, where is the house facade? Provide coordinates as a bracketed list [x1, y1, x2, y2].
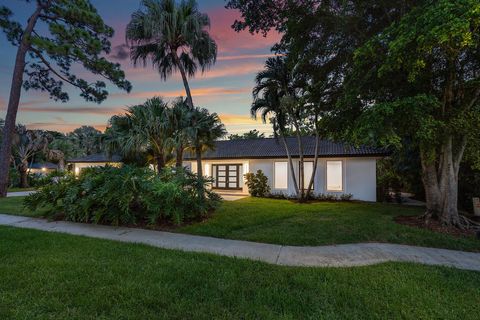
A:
[183, 137, 387, 202]
[66, 153, 122, 175]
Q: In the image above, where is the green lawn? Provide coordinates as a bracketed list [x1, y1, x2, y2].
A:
[178, 197, 480, 251]
[0, 196, 49, 217]
[0, 226, 479, 319]
[1, 196, 479, 251]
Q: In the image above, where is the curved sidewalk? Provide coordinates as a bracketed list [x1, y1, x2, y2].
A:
[0, 213, 479, 271]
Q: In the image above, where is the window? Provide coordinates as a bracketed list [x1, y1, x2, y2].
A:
[274, 162, 288, 189]
[326, 160, 343, 191]
[299, 161, 314, 190]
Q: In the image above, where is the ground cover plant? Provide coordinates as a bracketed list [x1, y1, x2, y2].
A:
[24, 165, 221, 226]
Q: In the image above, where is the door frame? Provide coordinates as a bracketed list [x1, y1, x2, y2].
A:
[212, 163, 243, 190]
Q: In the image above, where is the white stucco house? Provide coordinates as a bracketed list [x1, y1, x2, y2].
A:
[183, 137, 387, 202]
[66, 153, 122, 175]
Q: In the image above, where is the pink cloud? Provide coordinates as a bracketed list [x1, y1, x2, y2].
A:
[208, 8, 281, 54]
[26, 122, 107, 133]
[18, 105, 125, 115]
[112, 86, 250, 100]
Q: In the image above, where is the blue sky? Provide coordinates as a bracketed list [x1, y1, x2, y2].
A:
[0, 0, 279, 134]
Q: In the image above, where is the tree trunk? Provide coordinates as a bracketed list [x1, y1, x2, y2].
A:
[0, 6, 42, 197]
[175, 146, 184, 168]
[280, 133, 299, 197]
[195, 145, 205, 201]
[306, 132, 320, 199]
[18, 162, 29, 188]
[58, 158, 65, 171]
[173, 52, 194, 108]
[295, 129, 305, 201]
[195, 147, 203, 178]
[420, 135, 467, 228]
[155, 153, 165, 174]
[420, 149, 441, 218]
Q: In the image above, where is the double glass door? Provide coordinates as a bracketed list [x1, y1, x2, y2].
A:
[212, 164, 242, 189]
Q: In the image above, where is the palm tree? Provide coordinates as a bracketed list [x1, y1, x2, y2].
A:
[170, 98, 192, 167]
[107, 97, 172, 172]
[126, 0, 217, 107]
[251, 57, 301, 199]
[186, 107, 226, 197]
[11, 126, 50, 187]
[68, 126, 104, 156]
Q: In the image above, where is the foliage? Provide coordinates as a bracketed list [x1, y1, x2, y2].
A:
[244, 170, 270, 197]
[30, 170, 68, 188]
[268, 192, 353, 202]
[67, 126, 104, 156]
[0, 1, 131, 102]
[11, 125, 52, 188]
[24, 165, 221, 226]
[126, 0, 216, 107]
[107, 97, 172, 171]
[228, 129, 265, 140]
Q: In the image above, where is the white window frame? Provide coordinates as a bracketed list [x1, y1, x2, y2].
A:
[274, 161, 288, 190]
[326, 160, 344, 192]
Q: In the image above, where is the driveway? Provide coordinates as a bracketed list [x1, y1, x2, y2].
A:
[221, 194, 248, 201]
[7, 191, 36, 197]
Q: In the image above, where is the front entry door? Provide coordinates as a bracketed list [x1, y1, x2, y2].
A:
[212, 164, 242, 190]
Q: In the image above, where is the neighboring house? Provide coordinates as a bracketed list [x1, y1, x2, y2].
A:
[27, 162, 58, 175]
[183, 137, 387, 201]
[66, 153, 122, 175]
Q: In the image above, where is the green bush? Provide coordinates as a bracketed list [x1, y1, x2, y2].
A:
[24, 166, 221, 226]
[30, 170, 68, 188]
[244, 170, 270, 197]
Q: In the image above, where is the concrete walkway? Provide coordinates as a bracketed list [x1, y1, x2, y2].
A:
[6, 191, 36, 197]
[0, 213, 479, 271]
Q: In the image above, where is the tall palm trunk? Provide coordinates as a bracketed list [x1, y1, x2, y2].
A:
[175, 145, 184, 168]
[195, 144, 205, 201]
[173, 52, 194, 108]
[155, 152, 165, 173]
[18, 161, 29, 188]
[280, 133, 299, 197]
[295, 125, 305, 201]
[0, 7, 42, 197]
[306, 131, 320, 199]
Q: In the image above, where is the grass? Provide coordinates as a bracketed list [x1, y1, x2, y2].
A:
[1, 196, 479, 252]
[0, 226, 479, 319]
[178, 197, 480, 251]
[0, 196, 49, 217]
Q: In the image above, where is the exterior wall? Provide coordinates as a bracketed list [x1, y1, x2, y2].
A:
[71, 162, 122, 175]
[186, 157, 378, 201]
[27, 168, 56, 175]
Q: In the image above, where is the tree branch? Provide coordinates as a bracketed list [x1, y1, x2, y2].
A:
[30, 47, 80, 87]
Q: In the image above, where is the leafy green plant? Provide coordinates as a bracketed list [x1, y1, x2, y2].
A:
[24, 166, 221, 226]
[244, 170, 270, 197]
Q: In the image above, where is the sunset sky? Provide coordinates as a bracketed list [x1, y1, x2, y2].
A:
[0, 0, 279, 134]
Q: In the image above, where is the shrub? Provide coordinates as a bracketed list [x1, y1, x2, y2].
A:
[267, 192, 354, 202]
[244, 170, 270, 197]
[30, 170, 69, 187]
[24, 166, 221, 226]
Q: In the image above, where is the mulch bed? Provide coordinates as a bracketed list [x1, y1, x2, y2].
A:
[394, 215, 477, 238]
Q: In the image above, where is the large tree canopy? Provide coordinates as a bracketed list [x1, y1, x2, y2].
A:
[228, 0, 480, 227]
[0, 1, 131, 102]
[0, 0, 132, 197]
